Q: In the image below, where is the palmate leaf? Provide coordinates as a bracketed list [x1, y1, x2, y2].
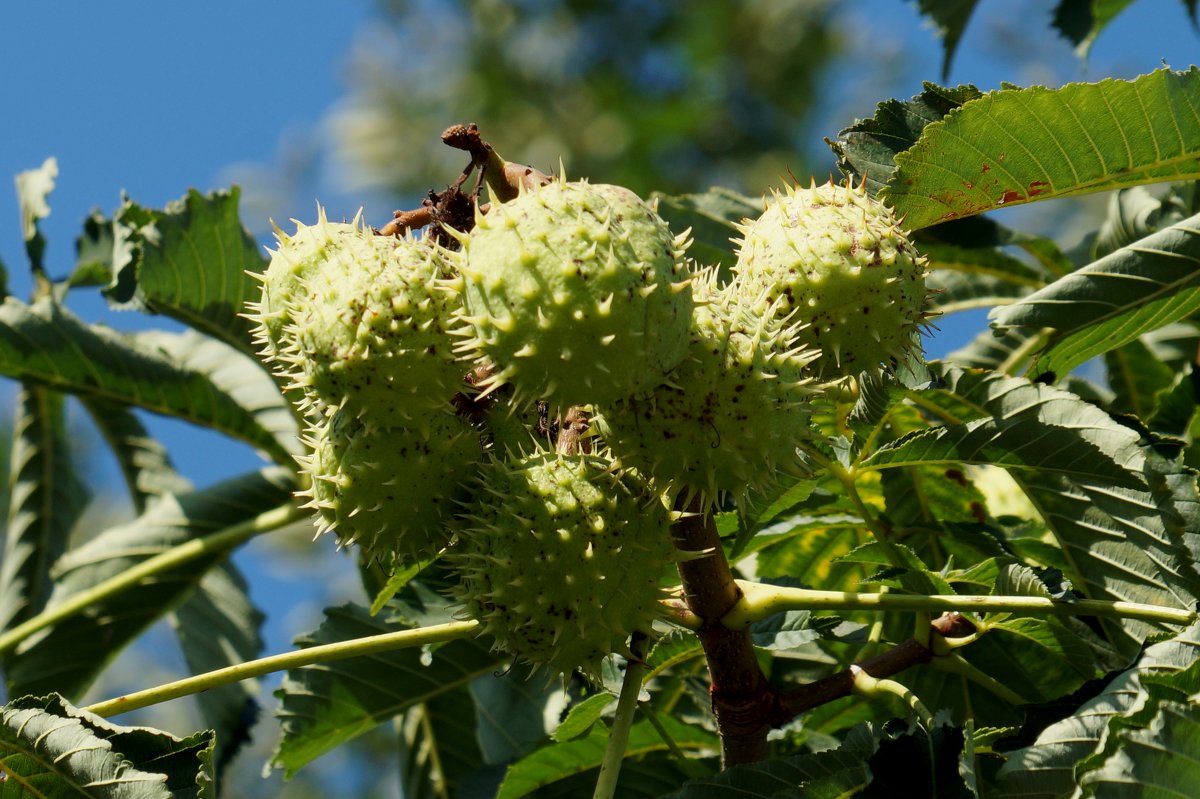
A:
[989, 210, 1200, 378]
[882, 68, 1200, 231]
[0, 694, 214, 799]
[271, 601, 502, 778]
[863, 364, 1200, 657]
[0, 296, 294, 464]
[107, 188, 268, 357]
[470, 665, 565, 764]
[991, 622, 1200, 798]
[0, 387, 88, 636]
[4, 468, 294, 700]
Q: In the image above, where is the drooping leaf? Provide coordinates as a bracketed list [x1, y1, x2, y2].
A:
[911, 0, 982, 80]
[169, 563, 264, 775]
[0, 387, 89, 637]
[80, 398, 191, 514]
[1093, 186, 1172, 259]
[272, 601, 501, 778]
[0, 693, 215, 799]
[883, 68, 1200, 230]
[990, 210, 1200, 378]
[864, 364, 1200, 656]
[992, 621, 1200, 798]
[5, 468, 295, 700]
[131, 329, 300, 462]
[0, 296, 294, 464]
[944, 327, 1038, 373]
[495, 715, 717, 799]
[830, 83, 983, 196]
[107, 188, 269, 356]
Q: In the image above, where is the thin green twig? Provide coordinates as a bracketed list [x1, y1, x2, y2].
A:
[593, 637, 648, 799]
[85, 619, 479, 717]
[722, 580, 1197, 629]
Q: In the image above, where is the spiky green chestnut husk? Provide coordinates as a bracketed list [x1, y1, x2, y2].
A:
[298, 407, 483, 562]
[602, 270, 818, 502]
[456, 180, 693, 407]
[452, 452, 674, 678]
[733, 180, 928, 378]
[248, 214, 464, 426]
[248, 208, 366, 364]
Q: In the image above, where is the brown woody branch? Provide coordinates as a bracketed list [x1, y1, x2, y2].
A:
[671, 500, 785, 766]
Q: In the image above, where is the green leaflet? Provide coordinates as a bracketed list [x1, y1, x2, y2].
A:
[883, 68, 1200, 230]
[107, 188, 270, 357]
[0, 387, 88, 637]
[990, 210, 1200, 378]
[0, 296, 296, 464]
[993, 622, 1200, 798]
[0, 693, 214, 799]
[864, 364, 1200, 657]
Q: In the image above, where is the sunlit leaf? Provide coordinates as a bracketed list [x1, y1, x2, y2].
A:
[496, 715, 716, 799]
[107, 188, 268, 356]
[865, 364, 1200, 656]
[992, 621, 1200, 797]
[883, 68, 1200, 230]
